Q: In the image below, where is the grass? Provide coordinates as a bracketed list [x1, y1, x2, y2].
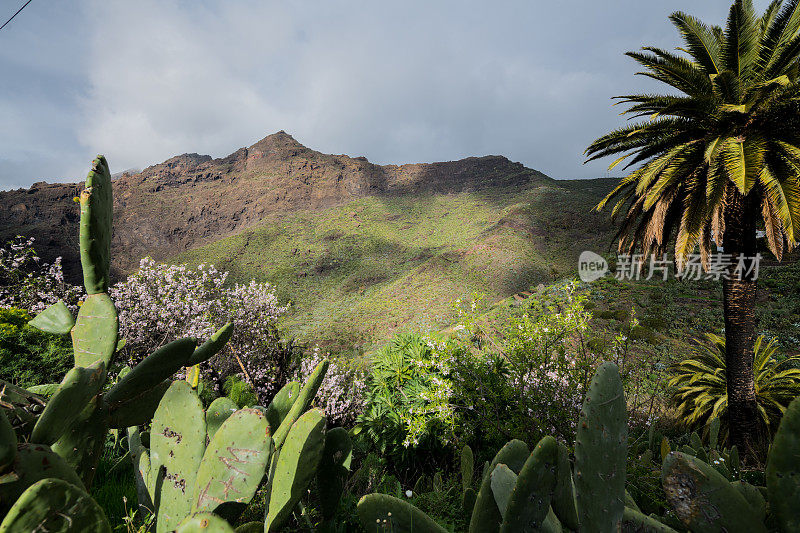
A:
[175, 181, 614, 352]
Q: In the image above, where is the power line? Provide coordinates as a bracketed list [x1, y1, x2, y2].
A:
[0, 0, 33, 32]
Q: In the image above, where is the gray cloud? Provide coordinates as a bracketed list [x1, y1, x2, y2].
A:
[0, 0, 773, 189]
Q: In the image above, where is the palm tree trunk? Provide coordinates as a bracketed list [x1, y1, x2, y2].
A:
[722, 190, 762, 458]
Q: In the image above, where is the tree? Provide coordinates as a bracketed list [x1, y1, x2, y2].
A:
[585, 0, 800, 455]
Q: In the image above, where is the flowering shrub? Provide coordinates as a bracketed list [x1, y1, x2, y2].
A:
[0, 237, 82, 314]
[446, 282, 602, 447]
[357, 333, 456, 460]
[295, 345, 367, 427]
[109, 257, 291, 401]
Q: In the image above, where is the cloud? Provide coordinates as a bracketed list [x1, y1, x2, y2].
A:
[0, 0, 774, 189]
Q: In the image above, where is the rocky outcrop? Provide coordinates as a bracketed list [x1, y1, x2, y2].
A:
[0, 131, 550, 281]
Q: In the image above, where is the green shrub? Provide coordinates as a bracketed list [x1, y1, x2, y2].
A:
[223, 374, 258, 408]
[0, 307, 72, 387]
[356, 333, 455, 462]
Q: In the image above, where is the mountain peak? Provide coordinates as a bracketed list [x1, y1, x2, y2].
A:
[249, 131, 306, 154]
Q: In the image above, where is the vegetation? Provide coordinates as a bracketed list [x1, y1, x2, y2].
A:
[0, 307, 72, 387]
[586, 0, 800, 454]
[4, 2, 800, 529]
[669, 333, 800, 436]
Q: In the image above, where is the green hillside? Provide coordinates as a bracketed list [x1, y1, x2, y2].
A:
[175, 179, 616, 351]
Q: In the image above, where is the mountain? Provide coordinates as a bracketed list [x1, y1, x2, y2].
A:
[0, 131, 552, 281]
[0, 132, 616, 349]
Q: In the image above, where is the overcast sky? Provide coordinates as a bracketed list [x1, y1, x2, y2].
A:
[0, 0, 773, 190]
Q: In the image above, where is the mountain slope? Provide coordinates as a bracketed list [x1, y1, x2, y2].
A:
[175, 179, 615, 350]
[0, 131, 550, 281]
[0, 132, 615, 349]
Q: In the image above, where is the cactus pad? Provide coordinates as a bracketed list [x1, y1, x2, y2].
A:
[490, 464, 517, 518]
[265, 408, 326, 531]
[265, 381, 299, 434]
[28, 300, 74, 335]
[661, 451, 766, 532]
[105, 338, 198, 406]
[71, 293, 118, 368]
[79, 155, 113, 295]
[205, 397, 238, 442]
[316, 426, 353, 521]
[461, 444, 474, 490]
[50, 399, 109, 488]
[188, 323, 234, 366]
[501, 435, 559, 532]
[766, 396, 800, 531]
[271, 360, 328, 449]
[574, 362, 627, 532]
[0, 478, 111, 533]
[552, 441, 578, 531]
[357, 494, 448, 533]
[469, 439, 529, 533]
[0, 443, 86, 514]
[151, 381, 207, 533]
[108, 380, 171, 429]
[31, 360, 106, 445]
[192, 408, 271, 516]
[175, 512, 235, 532]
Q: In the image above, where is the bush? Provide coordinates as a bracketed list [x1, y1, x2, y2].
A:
[0, 307, 72, 387]
[109, 258, 292, 402]
[356, 333, 456, 462]
[447, 282, 598, 448]
[295, 346, 367, 427]
[0, 237, 82, 314]
[223, 375, 258, 408]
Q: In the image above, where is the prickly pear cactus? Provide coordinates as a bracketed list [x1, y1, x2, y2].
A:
[574, 362, 627, 532]
[71, 293, 118, 368]
[0, 478, 111, 533]
[192, 409, 271, 516]
[79, 155, 113, 295]
[271, 360, 328, 449]
[205, 397, 238, 442]
[316, 426, 353, 521]
[151, 381, 207, 533]
[188, 323, 234, 366]
[490, 464, 517, 517]
[27, 300, 74, 335]
[108, 380, 170, 429]
[552, 441, 578, 531]
[50, 399, 108, 488]
[0, 444, 86, 514]
[500, 435, 558, 532]
[105, 338, 198, 406]
[661, 451, 766, 532]
[461, 444, 474, 490]
[175, 512, 235, 532]
[357, 494, 448, 533]
[766, 395, 800, 531]
[30, 360, 106, 446]
[621, 507, 677, 532]
[265, 381, 299, 433]
[265, 408, 326, 531]
[469, 439, 529, 533]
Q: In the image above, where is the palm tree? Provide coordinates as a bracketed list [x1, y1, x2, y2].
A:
[669, 333, 800, 438]
[586, 0, 800, 454]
